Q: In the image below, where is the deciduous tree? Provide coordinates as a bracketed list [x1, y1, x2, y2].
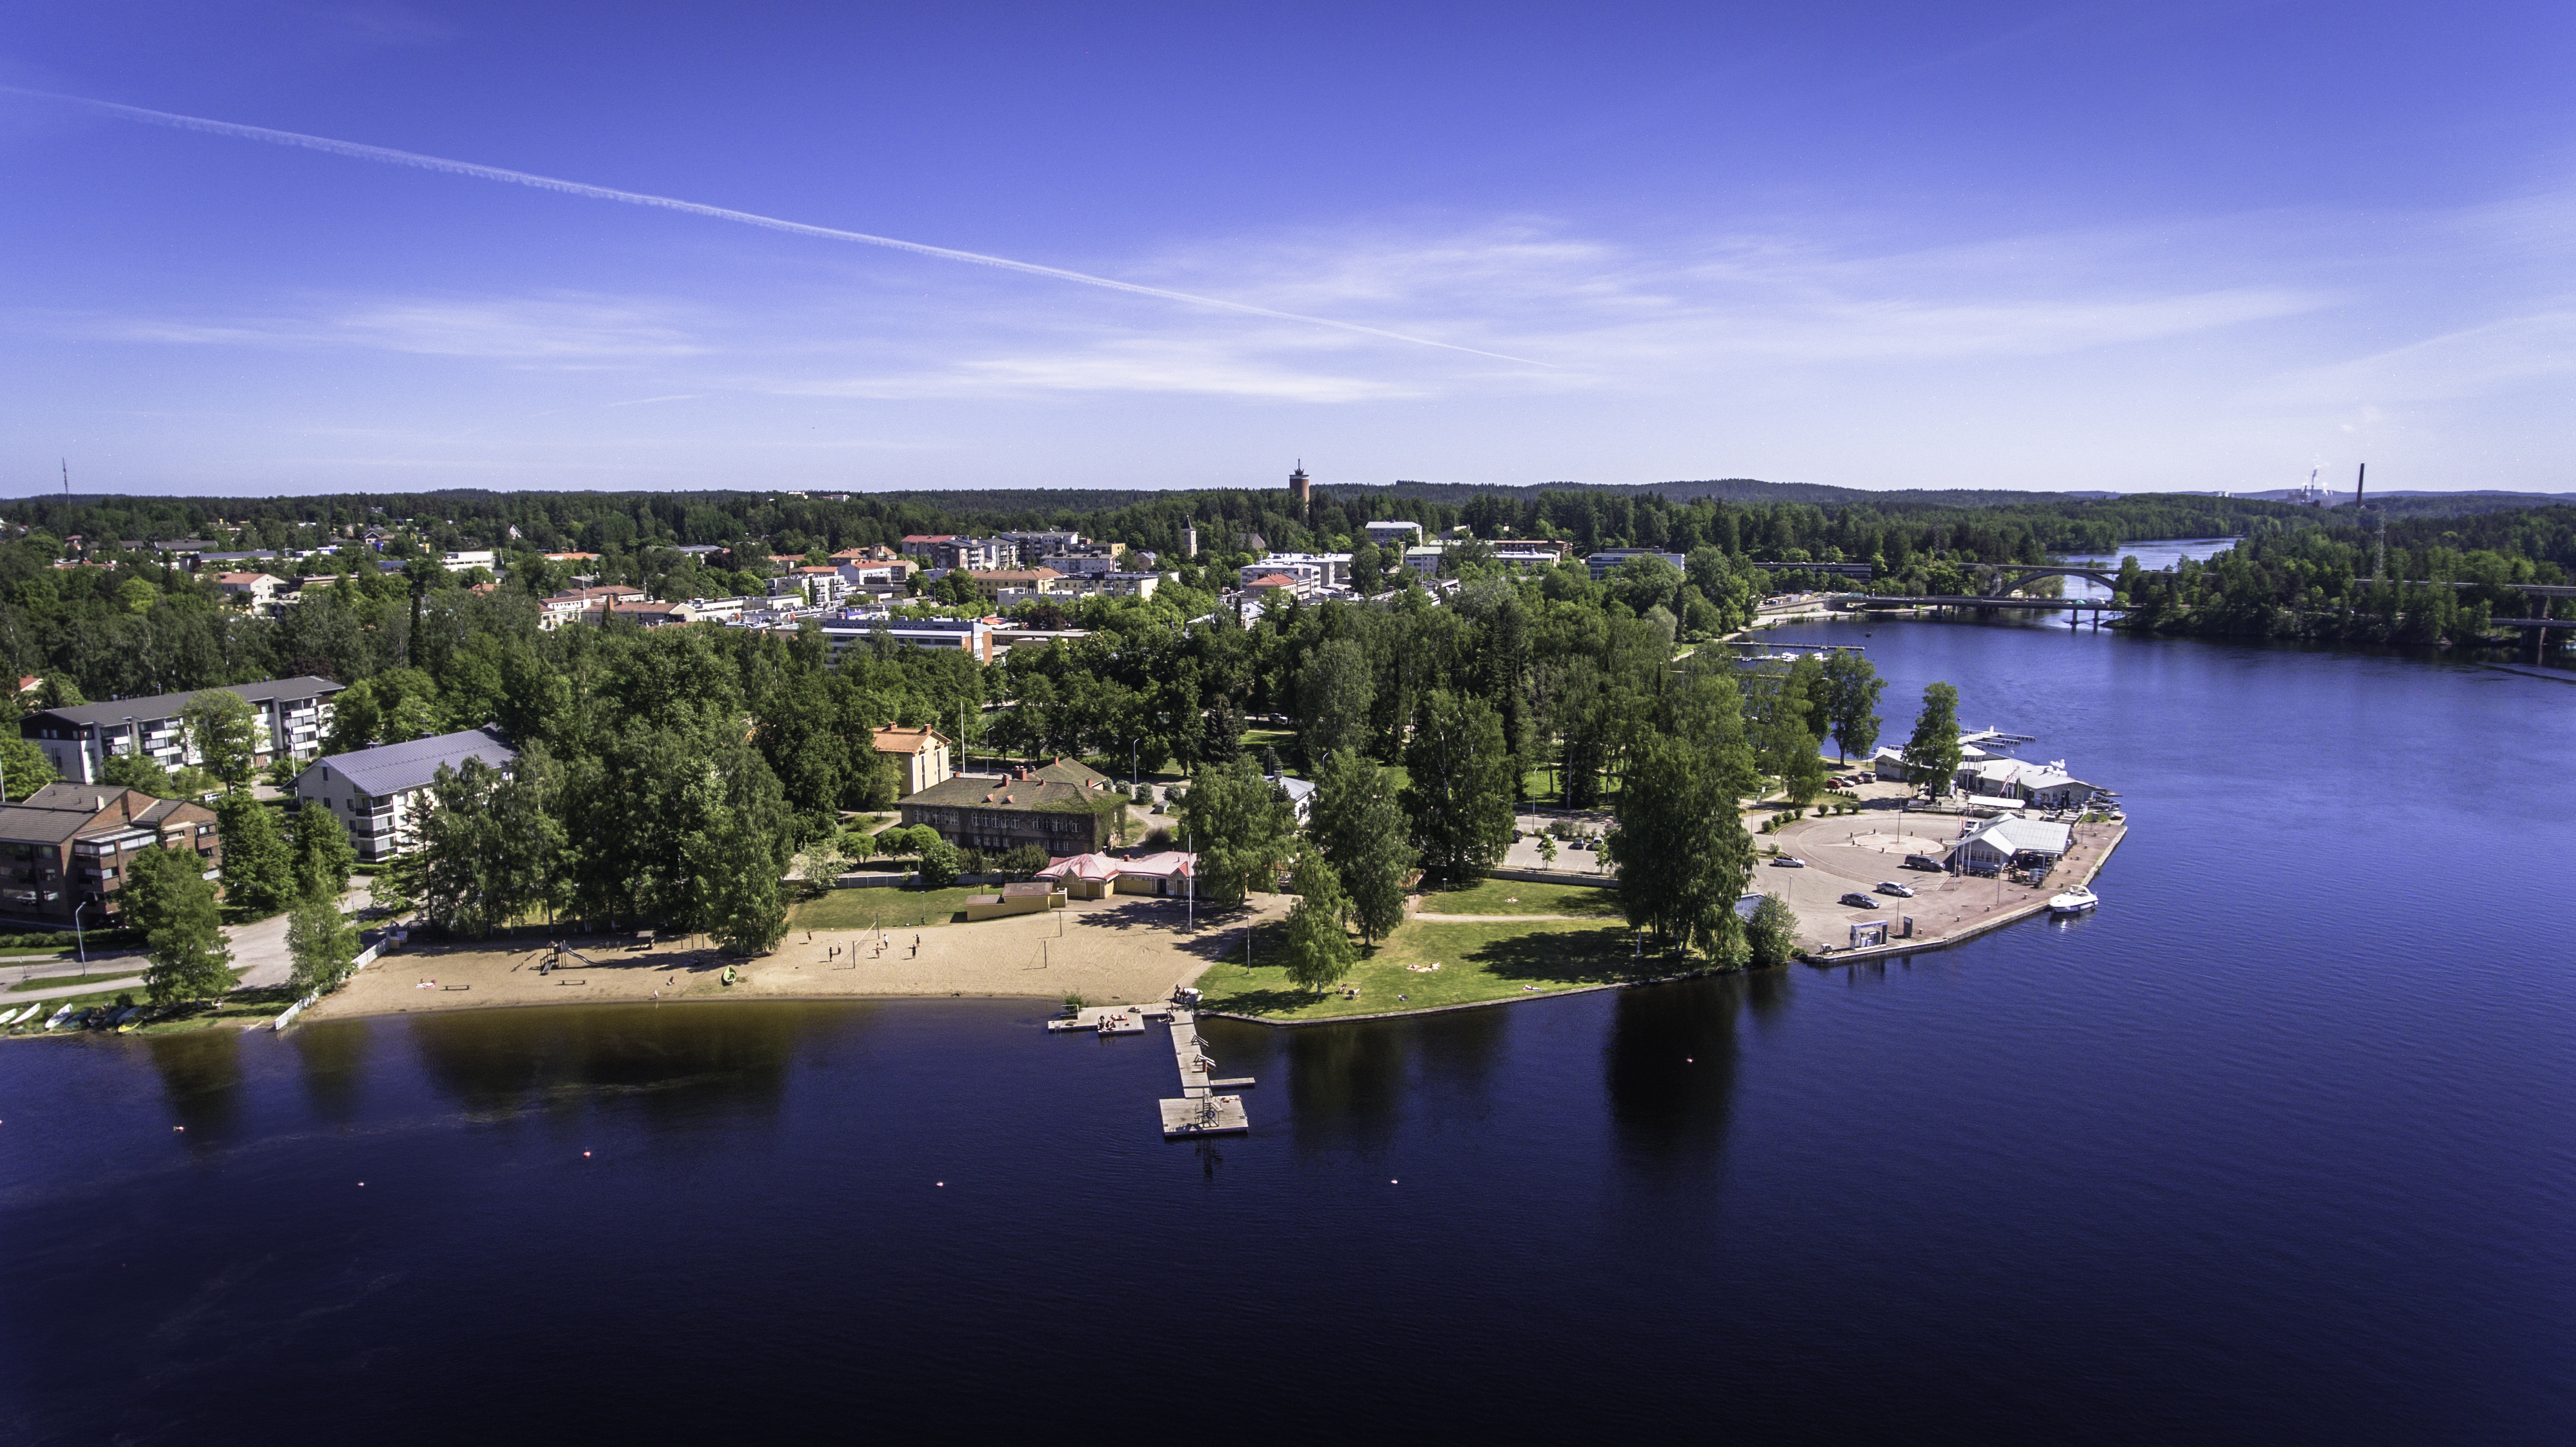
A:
[1309, 747, 1414, 943]
[285, 893, 359, 996]
[1820, 653, 1887, 763]
[216, 792, 297, 917]
[1280, 849, 1356, 995]
[1297, 638, 1374, 765]
[1402, 691, 1515, 887]
[1607, 733, 1756, 958]
[181, 689, 259, 791]
[1902, 682, 1964, 797]
[1174, 754, 1295, 906]
[290, 804, 357, 905]
[128, 844, 234, 1006]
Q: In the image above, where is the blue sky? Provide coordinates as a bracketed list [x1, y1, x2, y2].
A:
[2, 1, 2570, 497]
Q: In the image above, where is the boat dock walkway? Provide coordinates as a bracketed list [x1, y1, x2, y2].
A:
[1046, 996, 1250, 1137]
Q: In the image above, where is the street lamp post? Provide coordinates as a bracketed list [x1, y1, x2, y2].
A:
[73, 899, 89, 973]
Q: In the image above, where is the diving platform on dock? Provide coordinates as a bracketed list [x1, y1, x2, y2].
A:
[1160, 1095, 1249, 1136]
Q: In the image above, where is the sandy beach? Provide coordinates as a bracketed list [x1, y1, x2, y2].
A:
[304, 893, 1291, 1024]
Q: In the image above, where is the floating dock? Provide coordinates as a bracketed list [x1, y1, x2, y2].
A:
[1158, 1006, 1249, 1137]
[1046, 996, 1251, 1137]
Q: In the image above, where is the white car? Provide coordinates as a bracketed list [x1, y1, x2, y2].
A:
[1874, 880, 1915, 898]
[1770, 856, 1807, 868]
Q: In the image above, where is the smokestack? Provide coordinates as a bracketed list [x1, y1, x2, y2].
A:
[2353, 462, 2365, 509]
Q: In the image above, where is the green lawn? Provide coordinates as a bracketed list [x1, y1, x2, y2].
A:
[1415, 877, 1624, 918]
[1194, 916, 1656, 1021]
[1239, 725, 1297, 756]
[787, 885, 990, 931]
[9, 962, 141, 991]
[5, 971, 277, 1037]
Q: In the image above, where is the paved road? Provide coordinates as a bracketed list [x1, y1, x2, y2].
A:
[3, 880, 376, 1006]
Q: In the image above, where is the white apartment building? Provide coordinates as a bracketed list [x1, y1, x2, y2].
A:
[293, 727, 517, 863]
[19, 677, 343, 785]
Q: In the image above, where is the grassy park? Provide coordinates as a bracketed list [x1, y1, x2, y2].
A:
[1414, 878, 1625, 918]
[1192, 915, 1649, 1022]
[786, 884, 987, 931]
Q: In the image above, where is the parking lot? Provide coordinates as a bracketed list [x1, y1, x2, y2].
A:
[1756, 792, 2124, 956]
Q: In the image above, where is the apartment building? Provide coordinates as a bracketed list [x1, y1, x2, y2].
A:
[0, 784, 223, 925]
[20, 677, 343, 785]
[292, 727, 518, 863]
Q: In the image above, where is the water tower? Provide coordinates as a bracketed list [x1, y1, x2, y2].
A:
[1287, 463, 1311, 518]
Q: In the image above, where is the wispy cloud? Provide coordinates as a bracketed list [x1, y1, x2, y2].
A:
[70, 294, 705, 363]
[2248, 310, 2576, 405]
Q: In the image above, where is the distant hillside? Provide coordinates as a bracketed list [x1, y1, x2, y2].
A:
[1368, 478, 2108, 510]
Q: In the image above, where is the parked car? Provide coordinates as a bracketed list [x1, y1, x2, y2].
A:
[1875, 880, 1915, 897]
[1838, 893, 1880, 909]
[1770, 856, 1806, 868]
[1903, 855, 1945, 871]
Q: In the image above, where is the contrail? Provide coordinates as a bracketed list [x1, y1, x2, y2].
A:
[4, 85, 1545, 368]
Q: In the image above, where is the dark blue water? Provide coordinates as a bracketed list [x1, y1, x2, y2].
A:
[5, 620, 2572, 1444]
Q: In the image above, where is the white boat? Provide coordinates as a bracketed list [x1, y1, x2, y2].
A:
[2048, 886, 2098, 915]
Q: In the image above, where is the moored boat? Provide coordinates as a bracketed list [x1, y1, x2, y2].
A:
[2048, 885, 2098, 915]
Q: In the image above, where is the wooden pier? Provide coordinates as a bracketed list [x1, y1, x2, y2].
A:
[1045, 997, 1253, 1137]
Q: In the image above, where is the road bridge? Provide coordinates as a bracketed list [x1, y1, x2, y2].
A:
[1976, 565, 2122, 598]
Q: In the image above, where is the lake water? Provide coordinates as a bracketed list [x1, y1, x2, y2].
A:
[2058, 537, 2240, 598]
[5, 620, 2573, 1443]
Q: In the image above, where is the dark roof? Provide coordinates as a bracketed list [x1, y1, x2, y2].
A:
[30, 677, 343, 727]
[904, 775, 1100, 814]
[0, 784, 210, 845]
[1023, 757, 1111, 788]
[300, 727, 515, 798]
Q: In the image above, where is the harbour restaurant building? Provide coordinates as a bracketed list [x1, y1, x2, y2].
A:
[1946, 816, 2073, 876]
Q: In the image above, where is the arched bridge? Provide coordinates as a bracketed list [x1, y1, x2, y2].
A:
[1976, 565, 2120, 598]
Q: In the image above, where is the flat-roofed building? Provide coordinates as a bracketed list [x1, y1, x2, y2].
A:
[0, 784, 221, 925]
[1364, 520, 1425, 549]
[815, 616, 996, 665]
[292, 727, 518, 862]
[21, 678, 344, 785]
[1585, 549, 1690, 580]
